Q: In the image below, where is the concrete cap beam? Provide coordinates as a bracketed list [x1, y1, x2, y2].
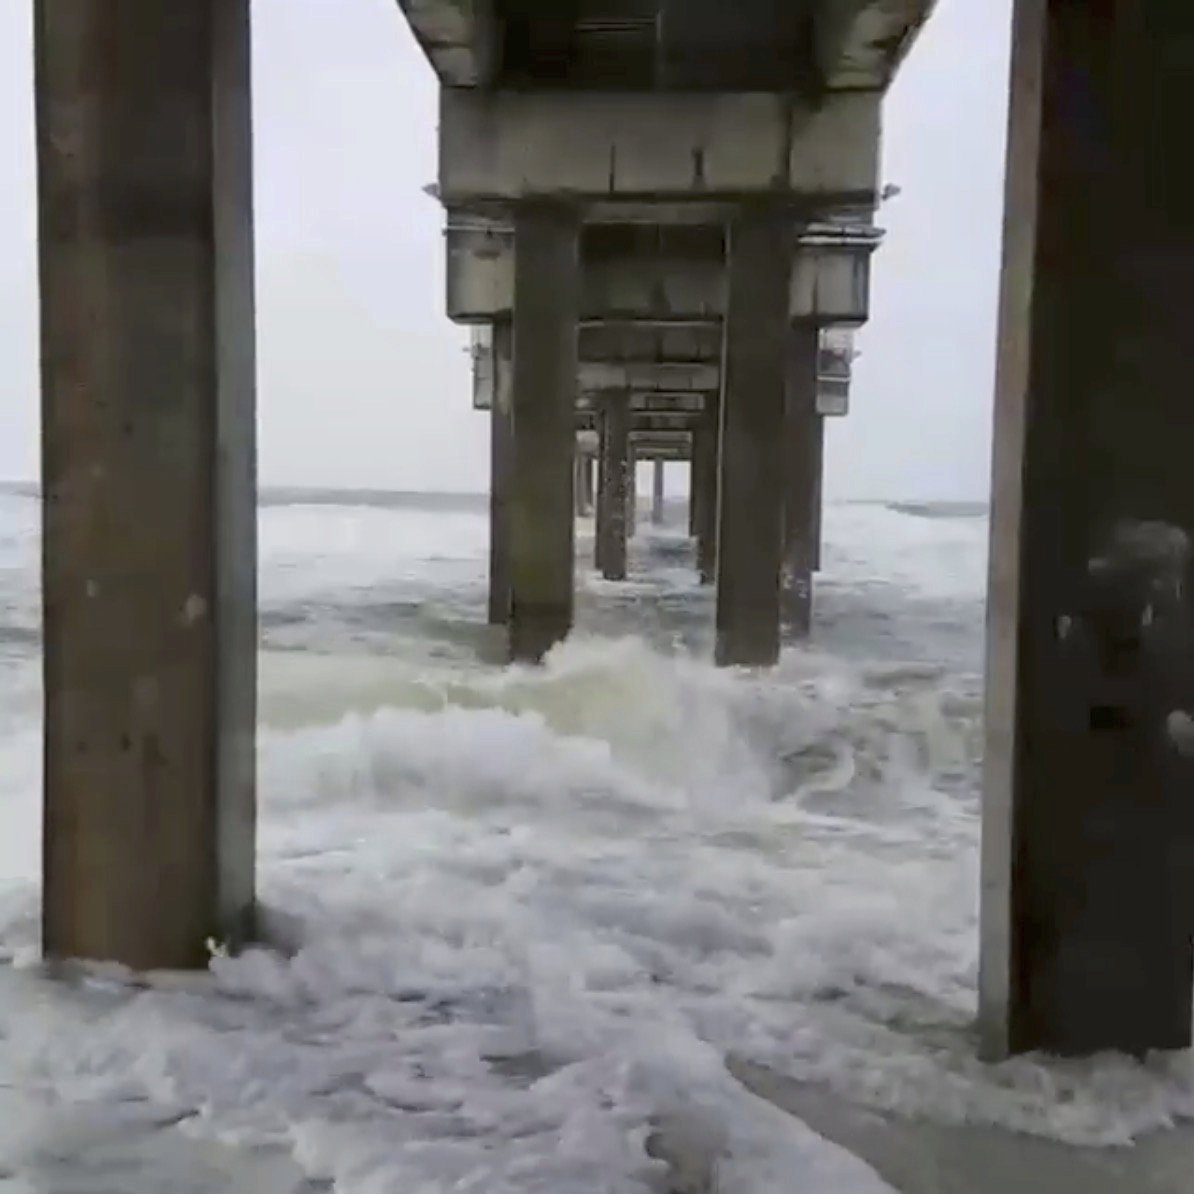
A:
[395, 2, 931, 98]
[578, 360, 720, 393]
[816, 0, 936, 91]
[579, 324, 723, 363]
[446, 221, 879, 326]
[577, 411, 700, 434]
[471, 326, 854, 417]
[396, 0, 494, 85]
[577, 392, 709, 414]
[439, 90, 881, 208]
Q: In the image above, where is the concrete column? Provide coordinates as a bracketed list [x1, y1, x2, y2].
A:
[694, 396, 720, 585]
[627, 451, 639, 539]
[652, 461, 666, 526]
[780, 324, 821, 638]
[596, 393, 630, 581]
[811, 415, 825, 573]
[981, 0, 1194, 1059]
[715, 209, 794, 667]
[688, 458, 700, 537]
[508, 204, 580, 663]
[488, 322, 513, 625]
[575, 453, 595, 518]
[37, 0, 257, 969]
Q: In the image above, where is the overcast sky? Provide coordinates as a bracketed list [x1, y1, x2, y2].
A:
[0, 0, 1011, 500]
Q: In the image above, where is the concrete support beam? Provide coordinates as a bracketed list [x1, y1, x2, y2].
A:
[577, 392, 709, 416]
[579, 361, 720, 395]
[487, 322, 513, 625]
[583, 254, 724, 323]
[781, 326, 822, 638]
[447, 224, 875, 327]
[716, 210, 793, 666]
[635, 448, 690, 463]
[580, 320, 844, 364]
[396, 0, 496, 86]
[576, 411, 700, 436]
[652, 461, 666, 526]
[580, 324, 723, 365]
[440, 90, 881, 209]
[629, 431, 693, 460]
[596, 392, 630, 581]
[815, 0, 934, 91]
[475, 325, 857, 413]
[981, 0, 1194, 1059]
[37, 0, 257, 968]
[507, 204, 579, 663]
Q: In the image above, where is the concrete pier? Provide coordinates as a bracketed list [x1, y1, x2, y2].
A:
[597, 392, 630, 581]
[652, 461, 666, 526]
[780, 325, 821, 637]
[715, 211, 794, 668]
[507, 204, 580, 663]
[982, 0, 1194, 1057]
[37, 0, 258, 968]
[487, 323, 513, 625]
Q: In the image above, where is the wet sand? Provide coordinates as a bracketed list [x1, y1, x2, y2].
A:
[732, 1059, 1194, 1194]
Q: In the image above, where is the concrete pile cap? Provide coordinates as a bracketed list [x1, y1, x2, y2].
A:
[798, 222, 885, 250]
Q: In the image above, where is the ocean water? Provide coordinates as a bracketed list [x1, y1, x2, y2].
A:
[1, 486, 1193, 1192]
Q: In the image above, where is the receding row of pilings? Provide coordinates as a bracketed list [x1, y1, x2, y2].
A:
[478, 212, 832, 669]
[571, 444, 706, 571]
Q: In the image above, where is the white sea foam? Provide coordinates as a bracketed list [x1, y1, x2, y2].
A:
[2, 494, 1192, 1190]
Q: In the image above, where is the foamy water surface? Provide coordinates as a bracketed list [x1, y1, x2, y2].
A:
[1, 488, 1192, 1192]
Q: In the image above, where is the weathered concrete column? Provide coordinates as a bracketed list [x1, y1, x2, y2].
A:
[596, 392, 630, 581]
[37, 0, 257, 969]
[715, 209, 794, 667]
[780, 325, 821, 638]
[688, 457, 700, 537]
[981, 0, 1194, 1059]
[574, 453, 595, 518]
[811, 415, 825, 573]
[627, 451, 639, 539]
[508, 204, 580, 663]
[488, 322, 514, 625]
[694, 396, 721, 585]
[652, 461, 666, 526]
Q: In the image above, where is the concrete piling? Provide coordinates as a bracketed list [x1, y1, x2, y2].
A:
[488, 322, 514, 625]
[694, 398, 720, 586]
[715, 209, 794, 667]
[596, 392, 631, 581]
[508, 203, 580, 663]
[811, 415, 825, 573]
[780, 325, 821, 638]
[575, 453, 595, 518]
[981, 0, 1194, 1058]
[37, 0, 258, 969]
[627, 450, 639, 539]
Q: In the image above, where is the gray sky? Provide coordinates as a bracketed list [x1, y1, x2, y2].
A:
[0, 0, 1010, 500]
